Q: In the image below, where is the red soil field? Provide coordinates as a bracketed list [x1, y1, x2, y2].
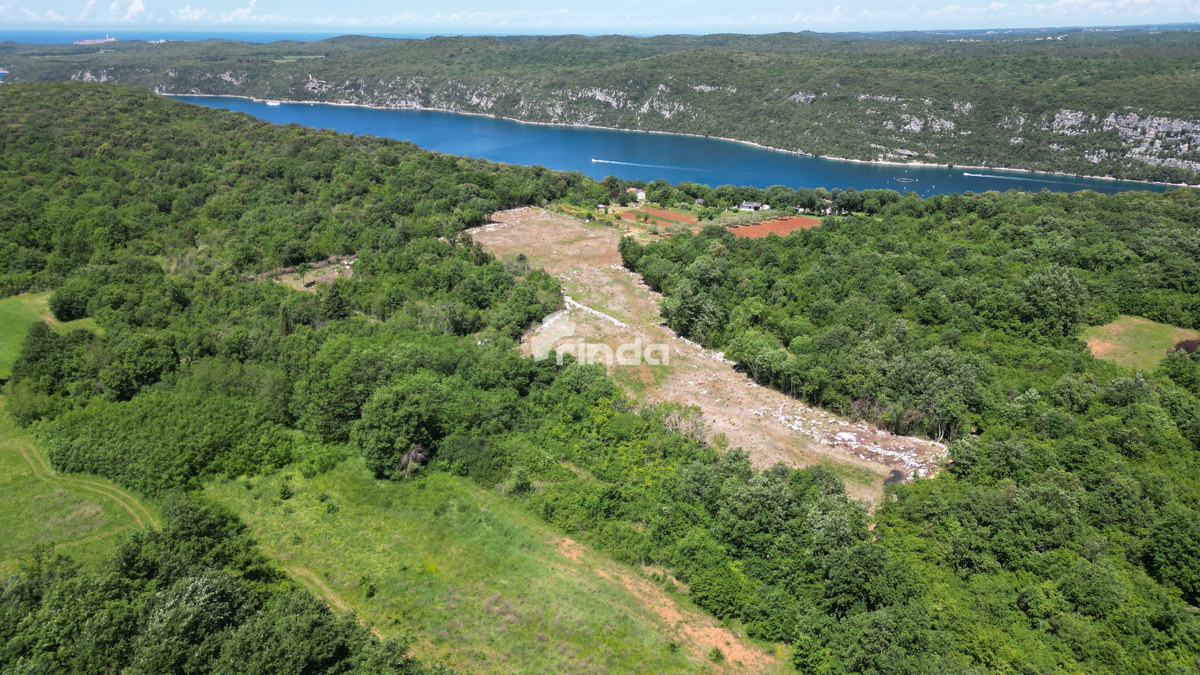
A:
[619, 206, 699, 226]
[729, 216, 823, 238]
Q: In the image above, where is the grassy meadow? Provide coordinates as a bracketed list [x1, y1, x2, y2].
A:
[0, 292, 99, 379]
[0, 397, 144, 576]
[206, 460, 770, 675]
[1083, 315, 1200, 373]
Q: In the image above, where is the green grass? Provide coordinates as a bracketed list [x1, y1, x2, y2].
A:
[819, 458, 885, 490]
[0, 397, 141, 576]
[206, 461, 726, 675]
[0, 292, 99, 380]
[1083, 315, 1200, 373]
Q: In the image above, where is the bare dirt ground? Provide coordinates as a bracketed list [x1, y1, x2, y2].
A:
[471, 208, 947, 504]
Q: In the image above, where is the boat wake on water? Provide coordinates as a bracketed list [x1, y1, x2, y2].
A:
[962, 172, 1089, 187]
[591, 158, 695, 171]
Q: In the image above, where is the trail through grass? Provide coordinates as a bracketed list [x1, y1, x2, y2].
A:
[0, 292, 99, 379]
[1083, 315, 1200, 373]
[0, 396, 152, 575]
[208, 460, 780, 674]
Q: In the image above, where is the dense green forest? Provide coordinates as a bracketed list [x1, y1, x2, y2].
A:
[6, 81, 1200, 673]
[3, 31, 1200, 183]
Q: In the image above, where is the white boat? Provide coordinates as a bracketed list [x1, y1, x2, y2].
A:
[266, 101, 281, 106]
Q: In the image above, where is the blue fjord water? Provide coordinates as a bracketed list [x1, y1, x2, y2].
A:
[178, 96, 1171, 195]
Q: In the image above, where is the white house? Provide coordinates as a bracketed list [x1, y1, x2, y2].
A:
[739, 201, 771, 212]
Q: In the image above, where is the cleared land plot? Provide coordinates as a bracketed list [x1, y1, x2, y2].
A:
[472, 210, 948, 504]
[0, 397, 150, 575]
[254, 255, 357, 292]
[0, 292, 99, 379]
[1084, 315, 1200, 372]
[619, 206, 698, 227]
[207, 461, 781, 675]
[728, 216, 822, 239]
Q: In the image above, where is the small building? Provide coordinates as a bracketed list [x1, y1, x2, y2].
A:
[694, 198, 706, 206]
[738, 201, 770, 212]
[636, 190, 647, 202]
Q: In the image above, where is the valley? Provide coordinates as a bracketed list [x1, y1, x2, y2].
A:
[3, 32, 1200, 184]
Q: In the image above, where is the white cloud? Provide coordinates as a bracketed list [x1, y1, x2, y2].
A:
[106, 0, 145, 20]
[173, 3, 206, 20]
[219, 0, 290, 24]
[19, 6, 68, 20]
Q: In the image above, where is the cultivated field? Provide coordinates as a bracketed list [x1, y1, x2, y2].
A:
[0, 292, 99, 379]
[618, 206, 698, 227]
[472, 209, 947, 503]
[1084, 315, 1200, 372]
[208, 460, 783, 675]
[0, 397, 154, 575]
[728, 216, 823, 239]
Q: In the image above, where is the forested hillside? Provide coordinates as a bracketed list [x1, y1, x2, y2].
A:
[619, 187, 1200, 671]
[5, 81, 1200, 674]
[3, 31, 1200, 183]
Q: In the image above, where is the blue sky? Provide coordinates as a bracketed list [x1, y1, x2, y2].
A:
[3, 0, 1198, 34]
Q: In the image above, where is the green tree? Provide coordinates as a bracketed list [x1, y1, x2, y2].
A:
[1021, 265, 1087, 339]
[321, 283, 349, 321]
[351, 373, 452, 478]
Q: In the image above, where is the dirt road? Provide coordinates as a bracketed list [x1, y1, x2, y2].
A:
[471, 208, 946, 503]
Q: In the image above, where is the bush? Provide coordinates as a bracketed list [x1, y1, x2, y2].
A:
[47, 278, 94, 322]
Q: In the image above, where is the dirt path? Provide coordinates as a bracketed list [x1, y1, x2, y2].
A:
[286, 566, 385, 638]
[2, 398, 157, 530]
[15, 439, 156, 529]
[472, 209, 947, 503]
[554, 538, 780, 672]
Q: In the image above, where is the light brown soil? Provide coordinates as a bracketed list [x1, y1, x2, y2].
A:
[471, 209, 947, 505]
[555, 537, 780, 672]
[1086, 337, 1116, 359]
[557, 537, 585, 563]
[729, 216, 822, 238]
